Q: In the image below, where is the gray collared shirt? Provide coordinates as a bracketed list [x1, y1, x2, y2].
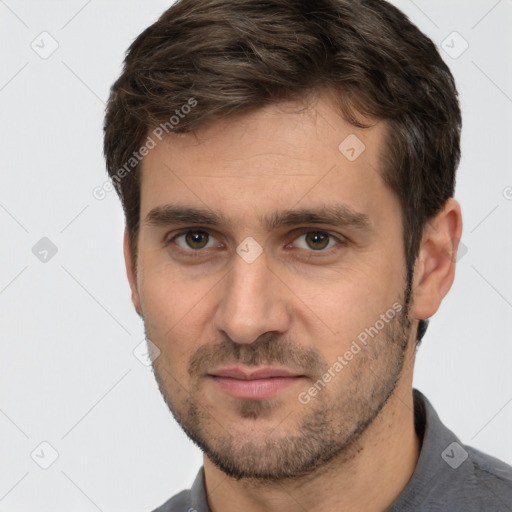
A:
[151, 389, 512, 511]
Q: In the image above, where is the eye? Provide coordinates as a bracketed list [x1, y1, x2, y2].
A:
[171, 230, 221, 250]
[291, 231, 342, 251]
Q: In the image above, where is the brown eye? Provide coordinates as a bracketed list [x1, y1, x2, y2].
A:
[304, 231, 331, 250]
[167, 229, 223, 258]
[184, 231, 210, 249]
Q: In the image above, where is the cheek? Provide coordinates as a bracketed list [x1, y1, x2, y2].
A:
[139, 271, 183, 326]
[137, 260, 217, 360]
[300, 261, 401, 328]
[138, 249, 204, 313]
[299, 265, 405, 367]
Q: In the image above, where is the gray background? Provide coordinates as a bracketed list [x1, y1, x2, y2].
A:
[1, 0, 511, 510]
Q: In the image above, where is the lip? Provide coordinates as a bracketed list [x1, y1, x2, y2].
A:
[209, 366, 301, 380]
[208, 366, 305, 399]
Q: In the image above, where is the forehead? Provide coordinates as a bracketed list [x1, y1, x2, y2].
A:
[138, 94, 395, 227]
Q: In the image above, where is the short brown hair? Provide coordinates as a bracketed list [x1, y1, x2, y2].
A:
[104, 0, 461, 341]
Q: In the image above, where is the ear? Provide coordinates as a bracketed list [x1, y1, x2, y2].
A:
[123, 229, 142, 316]
[411, 198, 463, 320]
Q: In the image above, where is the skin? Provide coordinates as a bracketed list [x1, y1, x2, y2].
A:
[124, 92, 462, 512]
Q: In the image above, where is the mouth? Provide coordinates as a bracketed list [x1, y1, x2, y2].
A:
[207, 366, 307, 399]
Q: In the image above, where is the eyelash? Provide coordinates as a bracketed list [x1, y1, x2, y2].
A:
[164, 228, 348, 258]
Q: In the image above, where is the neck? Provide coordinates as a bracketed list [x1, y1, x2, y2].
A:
[204, 353, 420, 512]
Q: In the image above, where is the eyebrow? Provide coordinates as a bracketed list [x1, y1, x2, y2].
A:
[144, 204, 371, 232]
[264, 205, 371, 231]
[145, 205, 228, 227]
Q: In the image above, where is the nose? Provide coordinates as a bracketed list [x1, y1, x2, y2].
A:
[213, 248, 291, 345]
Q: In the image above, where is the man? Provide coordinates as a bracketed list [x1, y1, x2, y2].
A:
[103, 0, 512, 510]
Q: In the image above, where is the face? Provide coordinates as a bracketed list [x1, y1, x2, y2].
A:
[131, 94, 415, 480]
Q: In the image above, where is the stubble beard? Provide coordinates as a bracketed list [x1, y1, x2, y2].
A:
[148, 295, 411, 482]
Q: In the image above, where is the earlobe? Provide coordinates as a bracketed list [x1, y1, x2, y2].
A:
[123, 229, 142, 316]
[411, 198, 463, 320]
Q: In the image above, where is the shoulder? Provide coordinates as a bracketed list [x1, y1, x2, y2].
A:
[149, 489, 191, 512]
[148, 467, 208, 512]
[423, 444, 512, 511]
[395, 441, 512, 511]
[389, 390, 512, 511]
[464, 444, 512, 505]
